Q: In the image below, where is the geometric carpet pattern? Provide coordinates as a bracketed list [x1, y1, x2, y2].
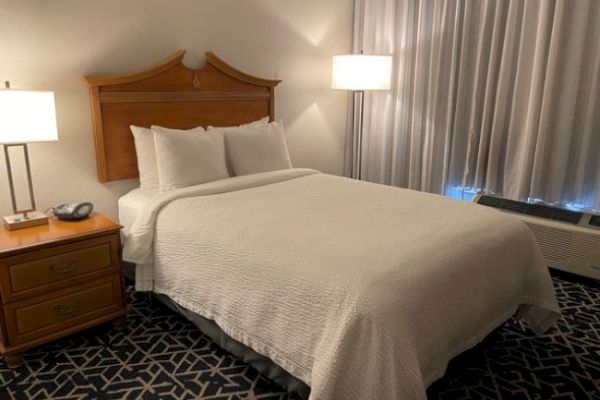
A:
[0, 271, 598, 399]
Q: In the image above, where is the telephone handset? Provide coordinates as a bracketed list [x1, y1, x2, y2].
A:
[52, 202, 94, 221]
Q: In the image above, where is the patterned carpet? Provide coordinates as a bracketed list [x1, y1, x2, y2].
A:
[0, 270, 598, 399]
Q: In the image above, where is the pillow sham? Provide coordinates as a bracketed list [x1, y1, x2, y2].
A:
[224, 120, 292, 176]
[130, 125, 159, 189]
[207, 116, 270, 132]
[151, 126, 229, 191]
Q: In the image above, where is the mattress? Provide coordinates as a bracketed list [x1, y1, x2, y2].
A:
[118, 187, 159, 236]
[123, 169, 559, 400]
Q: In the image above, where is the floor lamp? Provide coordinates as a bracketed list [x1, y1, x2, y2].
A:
[332, 54, 392, 180]
[0, 82, 58, 230]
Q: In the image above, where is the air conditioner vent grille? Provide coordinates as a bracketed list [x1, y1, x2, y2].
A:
[525, 222, 600, 263]
[476, 195, 583, 224]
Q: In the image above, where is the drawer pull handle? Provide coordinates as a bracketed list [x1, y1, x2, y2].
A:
[53, 300, 82, 317]
[49, 259, 79, 274]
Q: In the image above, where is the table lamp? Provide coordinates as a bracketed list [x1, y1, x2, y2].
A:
[332, 54, 392, 179]
[0, 81, 58, 230]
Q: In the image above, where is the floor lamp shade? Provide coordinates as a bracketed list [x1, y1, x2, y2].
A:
[0, 87, 58, 230]
[0, 90, 58, 144]
[331, 55, 392, 91]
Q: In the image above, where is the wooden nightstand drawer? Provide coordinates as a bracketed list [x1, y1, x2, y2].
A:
[10, 240, 112, 292]
[0, 235, 118, 302]
[4, 275, 122, 346]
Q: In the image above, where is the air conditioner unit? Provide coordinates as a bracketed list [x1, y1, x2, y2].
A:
[473, 194, 600, 280]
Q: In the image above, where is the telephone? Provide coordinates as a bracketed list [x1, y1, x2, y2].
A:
[52, 202, 94, 221]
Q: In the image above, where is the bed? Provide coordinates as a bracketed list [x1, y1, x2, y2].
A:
[84, 51, 560, 400]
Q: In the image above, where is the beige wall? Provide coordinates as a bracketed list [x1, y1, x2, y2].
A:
[0, 0, 353, 219]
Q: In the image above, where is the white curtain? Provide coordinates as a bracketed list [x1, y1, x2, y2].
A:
[351, 0, 600, 210]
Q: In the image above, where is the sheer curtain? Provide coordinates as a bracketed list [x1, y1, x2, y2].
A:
[351, 0, 600, 210]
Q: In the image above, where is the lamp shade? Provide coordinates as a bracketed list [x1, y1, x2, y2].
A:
[0, 90, 58, 144]
[332, 54, 392, 91]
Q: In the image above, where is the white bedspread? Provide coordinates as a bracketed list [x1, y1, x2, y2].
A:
[123, 169, 559, 400]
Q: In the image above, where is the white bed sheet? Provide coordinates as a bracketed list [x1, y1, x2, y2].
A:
[118, 187, 160, 236]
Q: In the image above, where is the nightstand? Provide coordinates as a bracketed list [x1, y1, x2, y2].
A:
[0, 213, 126, 368]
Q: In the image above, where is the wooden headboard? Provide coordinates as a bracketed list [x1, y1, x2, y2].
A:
[83, 51, 281, 182]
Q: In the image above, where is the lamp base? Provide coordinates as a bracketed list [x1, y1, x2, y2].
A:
[3, 211, 49, 231]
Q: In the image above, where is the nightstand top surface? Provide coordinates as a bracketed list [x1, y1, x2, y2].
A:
[0, 213, 121, 256]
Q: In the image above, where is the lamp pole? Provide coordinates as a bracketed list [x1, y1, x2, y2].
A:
[353, 90, 365, 180]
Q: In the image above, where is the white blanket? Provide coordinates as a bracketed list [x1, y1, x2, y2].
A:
[123, 169, 559, 400]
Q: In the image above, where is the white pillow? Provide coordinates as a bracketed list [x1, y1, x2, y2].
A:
[207, 116, 270, 132]
[151, 126, 230, 191]
[130, 125, 159, 189]
[225, 120, 292, 176]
